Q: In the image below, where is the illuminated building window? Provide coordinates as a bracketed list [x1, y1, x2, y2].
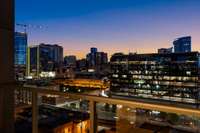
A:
[147, 84, 150, 88]
[156, 85, 160, 89]
[112, 74, 118, 78]
[122, 75, 127, 78]
[186, 71, 191, 75]
[138, 84, 141, 88]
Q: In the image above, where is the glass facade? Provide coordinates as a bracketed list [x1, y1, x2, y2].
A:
[15, 32, 27, 65]
[110, 52, 200, 106]
[28, 44, 63, 77]
[39, 44, 63, 71]
[173, 36, 191, 53]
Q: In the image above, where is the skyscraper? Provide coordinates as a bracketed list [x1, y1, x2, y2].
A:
[14, 32, 28, 80]
[96, 52, 108, 66]
[39, 43, 63, 71]
[91, 47, 97, 53]
[173, 36, 191, 53]
[28, 45, 39, 77]
[87, 47, 98, 67]
[27, 44, 63, 78]
[14, 32, 27, 65]
[86, 48, 108, 71]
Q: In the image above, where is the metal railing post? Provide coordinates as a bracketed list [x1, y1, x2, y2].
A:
[89, 100, 97, 133]
[32, 89, 38, 133]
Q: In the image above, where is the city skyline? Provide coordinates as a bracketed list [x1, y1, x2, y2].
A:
[1, 0, 200, 133]
[16, 0, 200, 59]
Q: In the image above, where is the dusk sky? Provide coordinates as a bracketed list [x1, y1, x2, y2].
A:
[16, 0, 200, 59]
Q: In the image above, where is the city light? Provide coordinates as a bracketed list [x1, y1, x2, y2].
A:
[1, 0, 200, 133]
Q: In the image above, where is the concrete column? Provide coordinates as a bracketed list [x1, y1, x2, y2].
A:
[0, 0, 15, 132]
[89, 101, 97, 133]
[32, 90, 38, 133]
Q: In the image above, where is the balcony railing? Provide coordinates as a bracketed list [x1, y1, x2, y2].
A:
[14, 85, 200, 133]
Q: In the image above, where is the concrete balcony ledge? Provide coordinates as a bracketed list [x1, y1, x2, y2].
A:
[14, 85, 200, 117]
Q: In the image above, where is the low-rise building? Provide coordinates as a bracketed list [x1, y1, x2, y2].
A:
[15, 105, 90, 133]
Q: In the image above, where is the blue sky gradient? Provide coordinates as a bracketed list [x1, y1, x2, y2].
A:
[16, 0, 200, 58]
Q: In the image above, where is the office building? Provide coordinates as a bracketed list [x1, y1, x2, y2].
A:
[110, 52, 200, 105]
[27, 46, 38, 77]
[96, 52, 108, 65]
[14, 32, 28, 80]
[27, 43, 63, 78]
[173, 36, 191, 53]
[39, 43, 63, 69]
[91, 47, 97, 53]
[64, 55, 77, 68]
[86, 48, 108, 71]
[14, 32, 27, 65]
[86, 47, 98, 67]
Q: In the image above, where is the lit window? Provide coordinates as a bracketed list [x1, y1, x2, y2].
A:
[122, 75, 127, 78]
[186, 71, 191, 75]
[156, 85, 160, 89]
[138, 84, 141, 87]
[112, 74, 118, 78]
[145, 70, 148, 74]
[117, 105, 123, 109]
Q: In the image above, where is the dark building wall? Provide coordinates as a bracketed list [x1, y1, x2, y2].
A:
[158, 47, 172, 54]
[86, 49, 108, 70]
[76, 59, 87, 71]
[0, 0, 15, 132]
[64, 55, 77, 67]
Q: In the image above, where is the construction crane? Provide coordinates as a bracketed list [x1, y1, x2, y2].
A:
[15, 23, 44, 33]
[16, 23, 46, 78]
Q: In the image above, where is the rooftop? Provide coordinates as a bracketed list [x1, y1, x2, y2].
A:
[15, 105, 89, 133]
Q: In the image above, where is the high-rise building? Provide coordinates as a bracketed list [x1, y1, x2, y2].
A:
[87, 47, 98, 67]
[86, 48, 108, 71]
[27, 44, 63, 78]
[39, 43, 63, 71]
[110, 52, 200, 106]
[64, 55, 77, 68]
[173, 36, 191, 53]
[91, 47, 97, 53]
[14, 32, 27, 65]
[14, 32, 28, 80]
[95, 52, 108, 71]
[28, 45, 39, 77]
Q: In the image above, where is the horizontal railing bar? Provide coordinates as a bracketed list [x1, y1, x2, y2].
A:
[14, 85, 200, 117]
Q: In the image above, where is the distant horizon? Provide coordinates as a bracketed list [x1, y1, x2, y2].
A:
[25, 35, 198, 60]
